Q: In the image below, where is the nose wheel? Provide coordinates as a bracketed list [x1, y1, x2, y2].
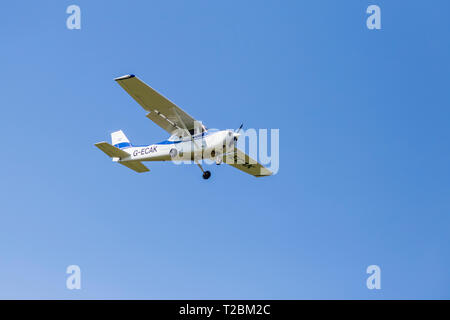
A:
[202, 170, 211, 180]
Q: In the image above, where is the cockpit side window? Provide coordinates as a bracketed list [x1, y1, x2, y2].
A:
[189, 125, 207, 136]
[168, 134, 181, 142]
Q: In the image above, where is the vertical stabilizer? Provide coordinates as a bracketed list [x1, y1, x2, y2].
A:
[111, 130, 131, 148]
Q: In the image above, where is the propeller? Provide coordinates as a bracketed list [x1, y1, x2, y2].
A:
[233, 123, 243, 142]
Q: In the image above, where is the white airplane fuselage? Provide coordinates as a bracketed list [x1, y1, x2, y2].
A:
[116, 129, 237, 163]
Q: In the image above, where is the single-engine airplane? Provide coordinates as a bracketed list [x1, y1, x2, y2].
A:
[95, 74, 272, 179]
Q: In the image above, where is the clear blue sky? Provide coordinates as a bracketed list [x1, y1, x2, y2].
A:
[0, 0, 449, 299]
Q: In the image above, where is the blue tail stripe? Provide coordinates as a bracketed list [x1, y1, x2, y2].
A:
[114, 142, 132, 149]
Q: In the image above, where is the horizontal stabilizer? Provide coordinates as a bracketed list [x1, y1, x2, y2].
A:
[119, 161, 150, 173]
[95, 142, 130, 159]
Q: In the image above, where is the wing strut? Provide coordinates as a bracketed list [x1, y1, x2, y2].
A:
[172, 106, 202, 150]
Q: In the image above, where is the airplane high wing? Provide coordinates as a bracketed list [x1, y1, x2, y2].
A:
[114, 74, 201, 135]
[97, 74, 274, 180]
[223, 148, 273, 177]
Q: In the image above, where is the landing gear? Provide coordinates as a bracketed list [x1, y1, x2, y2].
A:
[195, 160, 212, 180]
[202, 170, 211, 180]
[169, 148, 178, 158]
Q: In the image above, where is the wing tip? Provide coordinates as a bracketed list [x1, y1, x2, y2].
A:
[255, 168, 273, 177]
[255, 173, 273, 177]
[114, 74, 136, 81]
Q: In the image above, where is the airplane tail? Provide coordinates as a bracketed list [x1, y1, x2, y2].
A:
[111, 130, 132, 149]
[95, 130, 150, 173]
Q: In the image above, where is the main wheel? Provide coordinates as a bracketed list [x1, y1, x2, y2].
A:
[169, 148, 178, 158]
[202, 170, 211, 180]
